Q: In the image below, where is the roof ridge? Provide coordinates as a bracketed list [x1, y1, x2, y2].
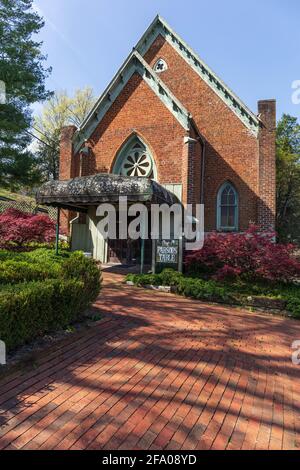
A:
[135, 15, 260, 134]
[77, 49, 134, 132]
[73, 50, 192, 153]
[133, 50, 191, 118]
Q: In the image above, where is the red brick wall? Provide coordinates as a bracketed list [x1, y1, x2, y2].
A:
[143, 35, 264, 231]
[82, 73, 188, 185]
[59, 35, 276, 234]
[59, 73, 193, 233]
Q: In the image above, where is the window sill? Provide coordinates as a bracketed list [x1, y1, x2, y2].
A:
[217, 228, 238, 233]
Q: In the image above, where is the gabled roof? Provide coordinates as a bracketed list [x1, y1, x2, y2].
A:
[73, 50, 191, 154]
[136, 15, 260, 135]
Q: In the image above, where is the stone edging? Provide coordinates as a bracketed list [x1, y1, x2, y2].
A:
[126, 281, 293, 319]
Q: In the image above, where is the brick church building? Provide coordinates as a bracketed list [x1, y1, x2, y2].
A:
[37, 15, 276, 266]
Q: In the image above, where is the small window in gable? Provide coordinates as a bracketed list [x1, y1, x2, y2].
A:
[153, 58, 168, 73]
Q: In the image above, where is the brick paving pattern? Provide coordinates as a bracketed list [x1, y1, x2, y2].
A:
[0, 271, 299, 450]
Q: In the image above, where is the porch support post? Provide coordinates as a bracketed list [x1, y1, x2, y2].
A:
[178, 236, 183, 273]
[140, 238, 145, 274]
[140, 215, 147, 274]
[152, 239, 156, 274]
[55, 207, 60, 256]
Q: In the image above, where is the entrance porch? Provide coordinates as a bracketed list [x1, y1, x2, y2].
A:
[36, 173, 181, 269]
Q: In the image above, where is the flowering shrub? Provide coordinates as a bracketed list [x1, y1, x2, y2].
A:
[0, 208, 55, 248]
[185, 226, 300, 283]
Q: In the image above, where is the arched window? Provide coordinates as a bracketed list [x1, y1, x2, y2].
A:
[113, 136, 157, 180]
[217, 182, 238, 231]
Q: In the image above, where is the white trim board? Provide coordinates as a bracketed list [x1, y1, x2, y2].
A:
[136, 15, 260, 136]
[73, 51, 191, 154]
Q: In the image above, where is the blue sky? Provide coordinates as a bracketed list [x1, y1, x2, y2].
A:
[33, 0, 300, 121]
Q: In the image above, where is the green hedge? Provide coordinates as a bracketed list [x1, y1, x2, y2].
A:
[0, 249, 101, 351]
[126, 269, 300, 318]
[127, 269, 183, 287]
[0, 260, 61, 284]
[0, 247, 70, 266]
[61, 252, 101, 304]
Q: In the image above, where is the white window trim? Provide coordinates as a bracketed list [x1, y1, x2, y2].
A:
[216, 182, 239, 232]
[153, 58, 168, 73]
[112, 135, 157, 180]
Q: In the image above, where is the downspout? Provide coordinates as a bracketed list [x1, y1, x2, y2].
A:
[140, 238, 145, 274]
[69, 214, 80, 253]
[189, 120, 206, 205]
[199, 137, 206, 206]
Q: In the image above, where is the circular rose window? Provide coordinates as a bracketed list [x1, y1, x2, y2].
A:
[121, 149, 153, 177]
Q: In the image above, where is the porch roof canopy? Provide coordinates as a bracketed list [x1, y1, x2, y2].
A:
[36, 174, 180, 212]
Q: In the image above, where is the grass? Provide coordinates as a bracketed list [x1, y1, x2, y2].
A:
[0, 187, 35, 202]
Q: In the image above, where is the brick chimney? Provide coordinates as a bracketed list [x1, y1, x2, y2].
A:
[59, 125, 77, 235]
[257, 100, 276, 230]
[59, 125, 77, 180]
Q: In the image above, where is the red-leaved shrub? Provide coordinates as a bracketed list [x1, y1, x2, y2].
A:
[185, 226, 300, 283]
[0, 208, 55, 248]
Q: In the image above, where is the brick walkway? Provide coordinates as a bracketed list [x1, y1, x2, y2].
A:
[0, 271, 300, 450]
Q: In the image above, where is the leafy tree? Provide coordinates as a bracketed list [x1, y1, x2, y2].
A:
[0, 0, 51, 189]
[276, 114, 300, 243]
[34, 87, 95, 180]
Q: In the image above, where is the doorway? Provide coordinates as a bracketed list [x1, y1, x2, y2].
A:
[107, 213, 152, 265]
